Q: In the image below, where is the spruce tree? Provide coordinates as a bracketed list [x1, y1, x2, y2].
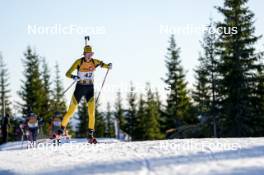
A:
[253, 58, 264, 136]
[114, 90, 126, 136]
[154, 89, 166, 134]
[94, 99, 106, 137]
[193, 22, 218, 137]
[143, 83, 162, 140]
[136, 94, 146, 140]
[216, 0, 260, 136]
[125, 82, 138, 140]
[105, 102, 115, 137]
[18, 47, 45, 117]
[0, 53, 13, 141]
[51, 63, 66, 112]
[192, 55, 211, 117]
[41, 58, 52, 133]
[0, 53, 11, 116]
[42, 58, 51, 104]
[163, 35, 192, 130]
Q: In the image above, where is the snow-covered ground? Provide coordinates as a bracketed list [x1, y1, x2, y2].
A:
[0, 138, 264, 175]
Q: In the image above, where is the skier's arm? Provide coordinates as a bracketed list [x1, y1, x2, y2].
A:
[65, 59, 81, 78]
[93, 59, 112, 69]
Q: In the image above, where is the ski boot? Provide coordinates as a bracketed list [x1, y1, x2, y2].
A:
[87, 129, 97, 144]
[56, 126, 65, 136]
[52, 126, 65, 144]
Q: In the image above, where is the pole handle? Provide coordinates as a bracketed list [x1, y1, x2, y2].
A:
[85, 36, 90, 46]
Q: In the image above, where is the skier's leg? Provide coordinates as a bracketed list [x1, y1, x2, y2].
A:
[27, 129, 33, 148]
[86, 86, 97, 144]
[87, 96, 95, 130]
[32, 128, 37, 147]
[86, 85, 95, 130]
[29, 129, 33, 142]
[61, 85, 83, 128]
[33, 128, 37, 141]
[61, 95, 78, 127]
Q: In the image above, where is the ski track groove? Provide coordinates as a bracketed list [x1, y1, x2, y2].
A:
[130, 143, 159, 175]
[127, 143, 157, 175]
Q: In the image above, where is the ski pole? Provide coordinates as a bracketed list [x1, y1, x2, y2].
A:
[62, 80, 77, 96]
[96, 69, 110, 104]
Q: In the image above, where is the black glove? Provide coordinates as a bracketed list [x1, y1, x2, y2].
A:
[108, 63, 112, 69]
[71, 75, 80, 81]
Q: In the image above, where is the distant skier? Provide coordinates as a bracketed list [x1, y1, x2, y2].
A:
[57, 44, 112, 144]
[26, 112, 39, 144]
[49, 111, 70, 143]
[49, 112, 63, 139]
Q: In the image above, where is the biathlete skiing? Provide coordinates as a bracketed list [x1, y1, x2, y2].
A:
[57, 36, 112, 144]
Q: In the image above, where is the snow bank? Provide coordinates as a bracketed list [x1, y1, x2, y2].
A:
[0, 138, 264, 175]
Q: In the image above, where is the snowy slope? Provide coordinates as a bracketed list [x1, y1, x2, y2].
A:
[0, 138, 264, 175]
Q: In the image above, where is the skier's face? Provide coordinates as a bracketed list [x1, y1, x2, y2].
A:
[84, 52, 93, 61]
